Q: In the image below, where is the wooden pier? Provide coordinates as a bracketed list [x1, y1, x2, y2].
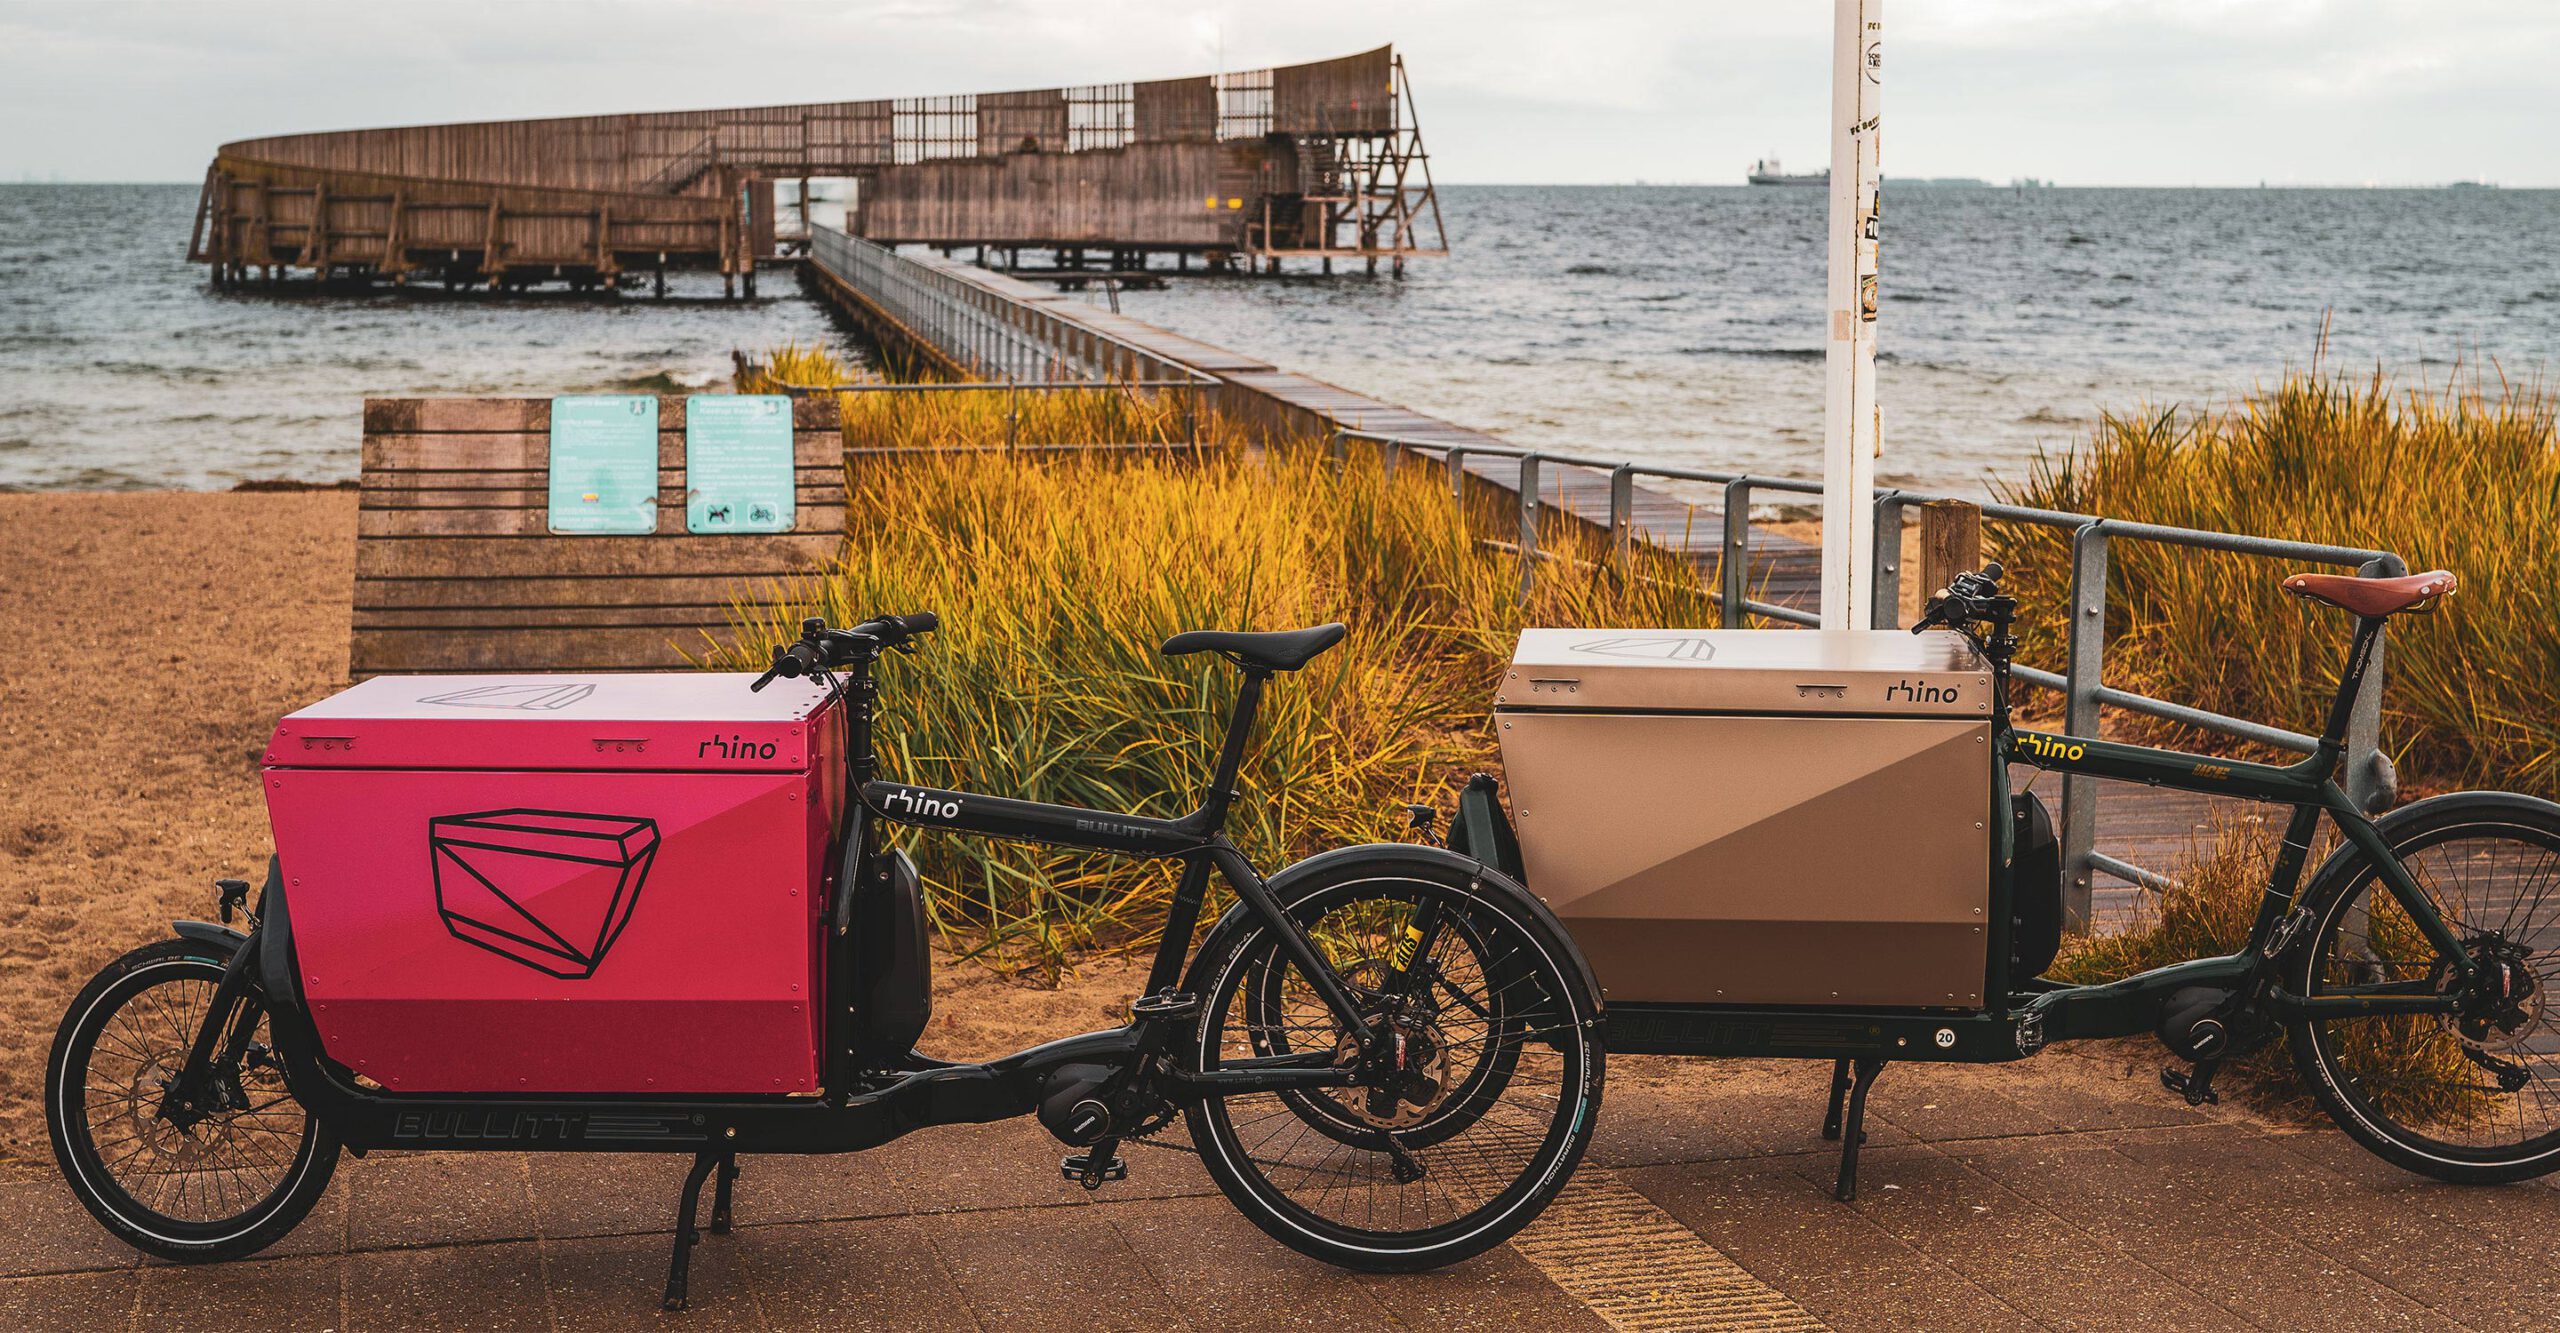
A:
[802, 233, 1825, 612]
[190, 47, 1443, 294]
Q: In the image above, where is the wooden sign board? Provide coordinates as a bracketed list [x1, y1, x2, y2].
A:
[355, 394, 843, 676]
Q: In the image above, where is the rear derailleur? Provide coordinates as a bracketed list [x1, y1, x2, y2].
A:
[2444, 936, 2541, 1094]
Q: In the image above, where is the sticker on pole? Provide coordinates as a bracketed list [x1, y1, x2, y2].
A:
[547, 396, 660, 534]
[685, 395, 795, 534]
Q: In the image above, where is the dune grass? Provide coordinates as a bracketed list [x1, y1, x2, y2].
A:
[708, 443, 1719, 977]
[1995, 367, 2560, 795]
[2049, 814, 2487, 1129]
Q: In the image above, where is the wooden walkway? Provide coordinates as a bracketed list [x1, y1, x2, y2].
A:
[833, 253, 1826, 612]
[810, 235, 2222, 913]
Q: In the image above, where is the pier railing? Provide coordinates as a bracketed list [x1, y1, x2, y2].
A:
[807, 229, 1213, 388]
[1338, 427, 2405, 930]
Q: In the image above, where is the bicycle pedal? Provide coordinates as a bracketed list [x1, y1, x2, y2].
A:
[1060, 1152, 1128, 1189]
[2160, 1066, 2219, 1106]
[1130, 990, 1200, 1021]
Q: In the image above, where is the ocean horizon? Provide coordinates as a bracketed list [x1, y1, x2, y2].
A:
[3, 182, 2553, 495]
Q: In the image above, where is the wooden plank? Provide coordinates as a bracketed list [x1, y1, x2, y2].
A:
[356, 574, 813, 609]
[353, 606, 749, 630]
[358, 505, 845, 538]
[354, 533, 837, 579]
[361, 395, 837, 435]
[361, 430, 843, 471]
[360, 481, 838, 510]
[352, 624, 752, 674]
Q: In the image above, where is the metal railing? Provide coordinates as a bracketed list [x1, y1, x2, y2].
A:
[1339, 427, 2405, 930]
[807, 229, 1213, 388]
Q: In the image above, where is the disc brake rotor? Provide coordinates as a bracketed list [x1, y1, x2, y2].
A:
[2441, 937, 2546, 1054]
[1323, 960, 1452, 1130]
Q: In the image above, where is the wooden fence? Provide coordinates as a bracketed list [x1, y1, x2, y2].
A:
[353, 395, 844, 675]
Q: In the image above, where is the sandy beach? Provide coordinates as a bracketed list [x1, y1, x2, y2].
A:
[0, 489, 1148, 1174]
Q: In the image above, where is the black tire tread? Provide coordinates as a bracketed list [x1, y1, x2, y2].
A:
[46, 937, 339, 1262]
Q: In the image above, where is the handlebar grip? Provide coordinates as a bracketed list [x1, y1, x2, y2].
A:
[750, 642, 818, 691]
[885, 611, 939, 635]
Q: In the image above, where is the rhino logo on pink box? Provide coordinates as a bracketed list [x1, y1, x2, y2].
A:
[428, 809, 661, 979]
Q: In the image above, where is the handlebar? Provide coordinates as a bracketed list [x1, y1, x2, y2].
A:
[749, 611, 940, 691]
[1912, 561, 2008, 635]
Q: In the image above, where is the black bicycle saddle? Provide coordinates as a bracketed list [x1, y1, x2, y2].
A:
[1159, 623, 1347, 673]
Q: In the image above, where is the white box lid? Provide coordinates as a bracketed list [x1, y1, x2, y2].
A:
[1496, 629, 1991, 717]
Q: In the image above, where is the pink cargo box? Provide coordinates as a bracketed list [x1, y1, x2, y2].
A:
[262, 673, 841, 1095]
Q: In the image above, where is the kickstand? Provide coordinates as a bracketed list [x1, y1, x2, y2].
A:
[1820, 1059, 1854, 1141]
[1832, 1057, 1888, 1203]
[709, 1154, 739, 1234]
[663, 1151, 720, 1311]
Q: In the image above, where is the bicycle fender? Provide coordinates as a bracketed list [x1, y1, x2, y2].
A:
[172, 920, 249, 950]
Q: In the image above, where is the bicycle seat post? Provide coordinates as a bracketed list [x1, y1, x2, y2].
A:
[1196, 665, 1270, 832]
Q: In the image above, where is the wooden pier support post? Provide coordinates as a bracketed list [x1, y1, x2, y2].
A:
[1916, 499, 1983, 617]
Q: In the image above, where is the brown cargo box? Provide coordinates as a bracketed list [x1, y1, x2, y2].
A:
[1494, 630, 1994, 1009]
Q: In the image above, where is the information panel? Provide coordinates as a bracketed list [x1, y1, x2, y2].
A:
[546, 396, 661, 534]
[685, 395, 797, 535]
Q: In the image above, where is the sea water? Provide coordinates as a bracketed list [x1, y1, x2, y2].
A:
[1, 182, 2551, 494]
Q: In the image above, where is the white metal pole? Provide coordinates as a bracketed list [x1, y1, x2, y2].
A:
[1821, 0, 1883, 629]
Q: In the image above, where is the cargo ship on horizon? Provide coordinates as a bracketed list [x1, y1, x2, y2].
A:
[1748, 157, 1828, 186]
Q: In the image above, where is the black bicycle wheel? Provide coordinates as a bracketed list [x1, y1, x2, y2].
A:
[2288, 795, 2560, 1182]
[1240, 892, 1523, 1150]
[1182, 851, 1601, 1273]
[47, 938, 338, 1261]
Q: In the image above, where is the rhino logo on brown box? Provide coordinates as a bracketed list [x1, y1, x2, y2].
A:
[429, 809, 659, 979]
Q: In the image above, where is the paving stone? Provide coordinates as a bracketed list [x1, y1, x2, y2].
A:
[347, 1239, 552, 1332]
[1367, 1240, 1617, 1333]
[1969, 1044, 2214, 1135]
[923, 1204, 1187, 1330]
[1794, 1142, 2248, 1329]
[528, 1153, 728, 1241]
[737, 1215, 978, 1331]
[714, 1149, 923, 1228]
[0, 1270, 139, 1331]
[1593, 1055, 1908, 1168]
[862, 1119, 1100, 1216]
[2120, 1123, 2560, 1325]
[1105, 1194, 1386, 1328]
[1623, 1155, 2031, 1330]
[1942, 1131, 2459, 1330]
[347, 1153, 535, 1251]
[135, 1252, 345, 1332]
[544, 1230, 761, 1331]
[1858, 1063, 2057, 1145]
[0, 1176, 147, 1277]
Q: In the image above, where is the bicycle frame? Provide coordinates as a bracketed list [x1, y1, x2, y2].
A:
[217, 644, 1379, 1158]
[1605, 607, 2480, 1064]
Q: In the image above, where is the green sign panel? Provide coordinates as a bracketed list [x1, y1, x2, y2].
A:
[547, 395, 660, 534]
[685, 395, 796, 535]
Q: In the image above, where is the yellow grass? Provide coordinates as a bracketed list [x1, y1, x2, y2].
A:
[1996, 366, 2560, 795]
[707, 443, 1718, 976]
[2050, 814, 2487, 1126]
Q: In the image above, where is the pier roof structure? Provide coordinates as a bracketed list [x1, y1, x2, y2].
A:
[189, 46, 1443, 292]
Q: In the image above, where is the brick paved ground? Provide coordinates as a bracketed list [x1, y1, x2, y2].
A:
[8, 1040, 2554, 1330]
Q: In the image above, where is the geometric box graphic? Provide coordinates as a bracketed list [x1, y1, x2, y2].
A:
[428, 809, 660, 979]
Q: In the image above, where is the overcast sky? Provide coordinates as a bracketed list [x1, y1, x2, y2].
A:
[3, 0, 2552, 186]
